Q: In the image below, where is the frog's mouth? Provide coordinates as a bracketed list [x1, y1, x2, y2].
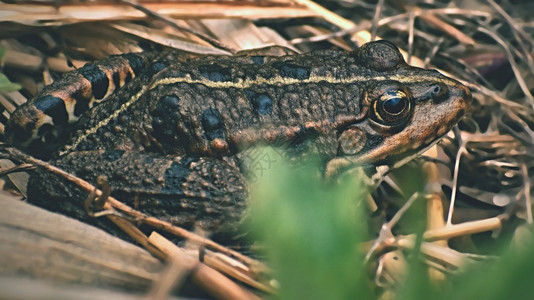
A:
[326, 79, 471, 178]
[366, 134, 445, 185]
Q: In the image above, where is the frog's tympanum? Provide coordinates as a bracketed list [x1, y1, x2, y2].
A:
[5, 41, 471, 240]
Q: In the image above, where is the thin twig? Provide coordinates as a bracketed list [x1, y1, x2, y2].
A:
[447, 127, 465, 226]
[0, 146, 265, 271]
[521, 164, 532, 224]
[148, 232, 262, 300]
[117, 0, 235, 53]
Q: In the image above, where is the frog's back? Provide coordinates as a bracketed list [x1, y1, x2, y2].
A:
[6, 41, 471, 169]
[10, 48, 366, 157]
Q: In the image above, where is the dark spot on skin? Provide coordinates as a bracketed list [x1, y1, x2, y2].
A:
[253, 94, 273, 115]
[147, 61, 169, 77]
[272, 61, 310, 80]
[27, 139, 54, 160]
[152, 95, 181, 142]
[37, 123, 54, 137]
[122, 53, 146, 76]
[79, 64, 109, 100]
[357, 40, 404, 71]
[112, 72, 121, 90]
[101, 149, 126, 161]
[72, 89, 90, 117]
[251, 56, 264, 65]
[5, 119, 33, 145]
[162, 161, 191, 192]
[28, 120, 71, 159]
[125, 71, 132, 84]
[43, 130, 56, 144]
[244, 90, 273, 115]
[34, 95, 69, 125]
[201, 108, 225, 140]
[199, 64, 232, 82]
[158, 95, 181, 111]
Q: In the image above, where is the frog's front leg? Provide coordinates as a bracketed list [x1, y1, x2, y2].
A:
[27, 150, 248, 241]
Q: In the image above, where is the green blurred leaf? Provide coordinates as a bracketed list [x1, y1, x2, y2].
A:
[436, 235, 534, 300]
[245, 147, 534, 300]
[0, 46, 21, 93]
[0, 73, 21, 93]
[247, 147, 372, 300]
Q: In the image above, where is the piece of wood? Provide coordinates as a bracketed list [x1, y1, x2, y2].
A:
[0, 276, 187, 300]
[148, 232, 262, 300]
[0, 193, 163, 292]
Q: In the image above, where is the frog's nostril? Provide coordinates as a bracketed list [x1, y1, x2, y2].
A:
[429, 83, 448, 102]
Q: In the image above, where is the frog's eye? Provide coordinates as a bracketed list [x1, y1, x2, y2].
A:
[371, 89, 412, 127]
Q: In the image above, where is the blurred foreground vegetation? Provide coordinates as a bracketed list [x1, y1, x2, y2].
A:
[248, 148, 533, 300]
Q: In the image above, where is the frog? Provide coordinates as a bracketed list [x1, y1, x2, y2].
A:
[4, 40, 471, 240]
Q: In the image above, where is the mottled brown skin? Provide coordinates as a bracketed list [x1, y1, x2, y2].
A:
[28, 150, 247, 240]
[12, 41, 471, 241]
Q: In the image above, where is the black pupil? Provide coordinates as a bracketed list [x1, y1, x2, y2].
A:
[383, 95, 406, 115]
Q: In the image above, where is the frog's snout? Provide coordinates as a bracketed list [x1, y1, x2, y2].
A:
[452, 81, 472, 119]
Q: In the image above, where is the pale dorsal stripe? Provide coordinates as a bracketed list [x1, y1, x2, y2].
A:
[61, 73, 455, 155]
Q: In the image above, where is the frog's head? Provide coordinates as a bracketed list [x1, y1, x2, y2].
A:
[327, 40, 472, 177]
